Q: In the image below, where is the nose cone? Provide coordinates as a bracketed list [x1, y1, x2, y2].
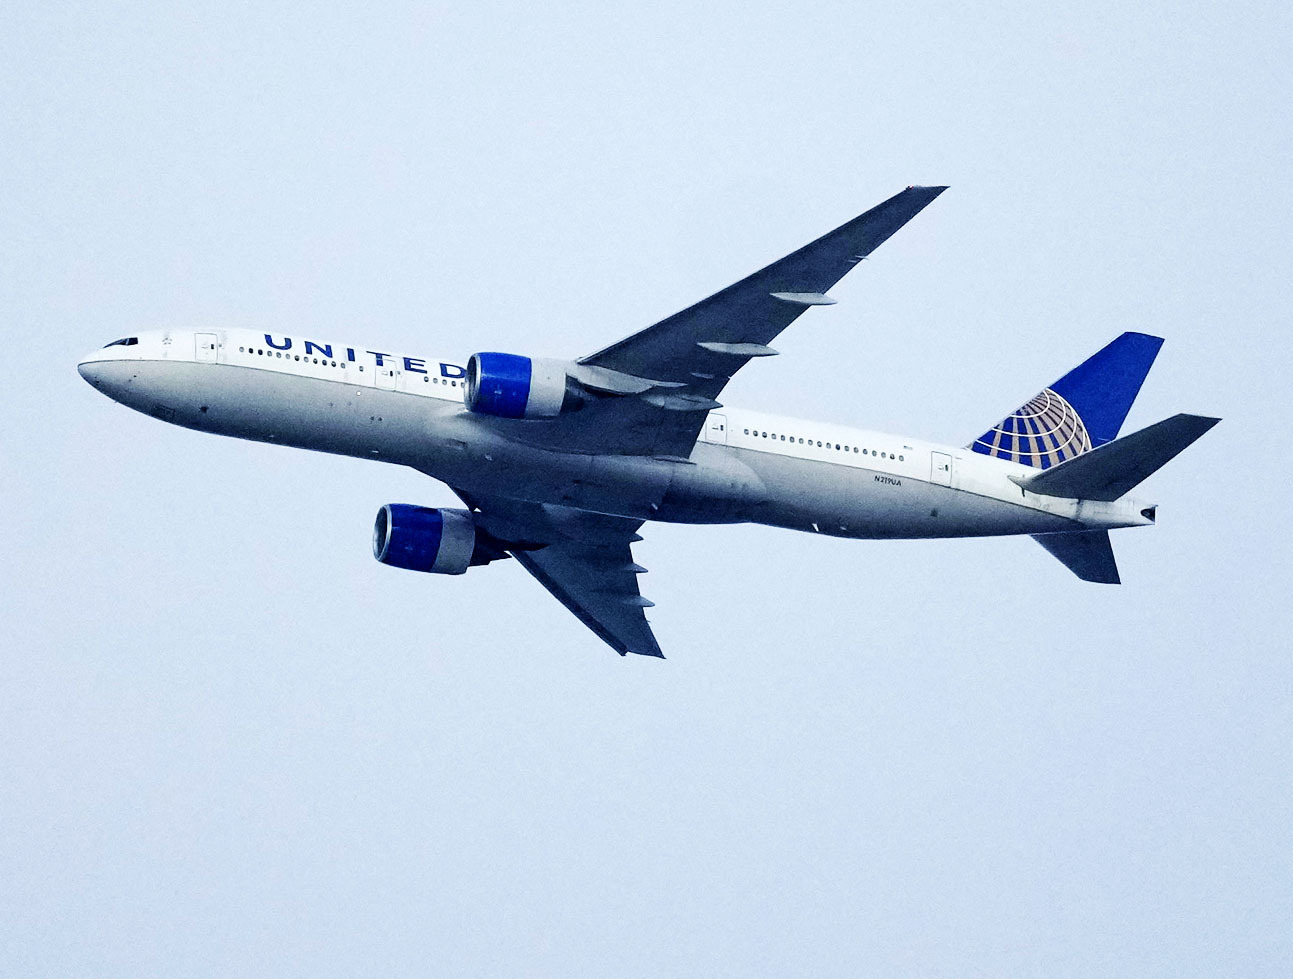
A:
[77, 350, 120, 391]
[77, 357, 104, 385]
[77, 348, 145, 405]
[78, 334, 176, 416]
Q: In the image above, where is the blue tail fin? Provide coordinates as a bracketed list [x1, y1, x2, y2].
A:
[970, 332, 1164, 469]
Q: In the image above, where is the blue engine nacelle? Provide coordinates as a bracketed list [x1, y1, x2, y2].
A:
[464, 352, 573, 419]
[372, 505, 479, 575]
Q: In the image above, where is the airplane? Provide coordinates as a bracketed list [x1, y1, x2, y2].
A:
[77, 186, 1219, 659]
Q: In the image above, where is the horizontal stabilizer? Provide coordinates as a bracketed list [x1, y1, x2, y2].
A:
[1032, 530, 1120, 584]
[1014, 413, 1220, 501]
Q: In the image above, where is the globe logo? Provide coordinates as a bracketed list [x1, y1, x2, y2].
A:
[972, 387, 1091, 469]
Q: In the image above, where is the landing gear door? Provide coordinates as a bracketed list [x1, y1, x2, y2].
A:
[195, 333, 218, 363]
[705, 413, 728, 445]
[931, 451, 953, 487]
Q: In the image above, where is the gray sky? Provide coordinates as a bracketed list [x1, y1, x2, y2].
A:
[3, 1, 1290, 975]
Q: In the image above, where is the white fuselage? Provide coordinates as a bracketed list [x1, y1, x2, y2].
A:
[77, 329, 1153, 539]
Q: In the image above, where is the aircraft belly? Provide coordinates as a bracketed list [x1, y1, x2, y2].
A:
[413, 413, 676, 518]
[420, 428, 767, 523]
[114, 362, 684, 519]
[654, 443, 768, 523]
[97, 361, 451, 463]
[731, 448, 1076, 539]
[225, 369, 431, 458]
[106, 363, 1074, 537]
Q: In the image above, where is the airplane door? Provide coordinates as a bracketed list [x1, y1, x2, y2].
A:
[375, 364, 397, 390]
[931, 451, 953, 487]
[195, 333, 218, 363]
[706, 413, 728, 444]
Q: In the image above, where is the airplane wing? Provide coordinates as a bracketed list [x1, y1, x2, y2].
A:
[439, 187, 946, 656]
[453, 490, 662, 657]
[477, 185, 946, 457]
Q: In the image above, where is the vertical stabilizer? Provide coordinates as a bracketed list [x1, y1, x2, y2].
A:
[971, 332, 1164, 469]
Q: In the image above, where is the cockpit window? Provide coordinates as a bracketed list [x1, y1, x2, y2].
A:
[104, 337, 139, 347]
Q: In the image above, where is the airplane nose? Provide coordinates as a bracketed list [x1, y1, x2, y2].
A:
[78, 358, 106, 387]
[77, 353, 134, 398]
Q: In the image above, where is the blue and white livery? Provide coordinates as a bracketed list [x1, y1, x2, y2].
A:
[78, 187, 1219, 658]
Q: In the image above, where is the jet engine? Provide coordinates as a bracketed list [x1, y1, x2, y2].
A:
[463, 352, 576, 419]
[372, 504, 494, 575]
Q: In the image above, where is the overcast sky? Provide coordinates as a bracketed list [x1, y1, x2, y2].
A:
[3, 1, 1290, 976]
